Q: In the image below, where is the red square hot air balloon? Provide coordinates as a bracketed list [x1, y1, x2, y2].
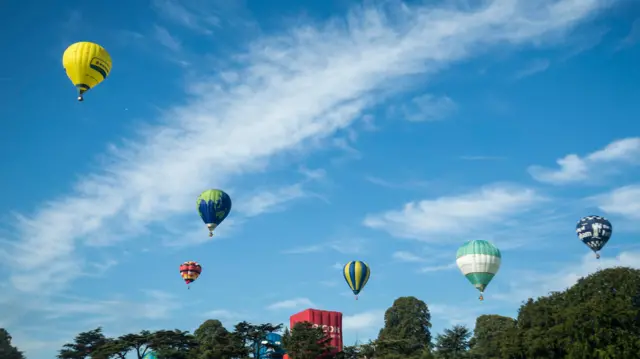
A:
[283, 308, 343, 359]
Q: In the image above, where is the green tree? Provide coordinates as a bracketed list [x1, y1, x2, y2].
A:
[0, 329, 25, 359]
[96, 330, 196, 359]
[468, 315, 515, 358]
[151, 330, 197, 359]
[191, 319, 244, 359]
[233, 321, 283, 358]
[377, 296, 432, 357]
[434, 325, 471, 359]
[359, 341, 376, 358]
[57, 327, 108, 359]
[337, 345, 359, 359]
[516, 267, 640, 359]
[282, 321, 332, 359]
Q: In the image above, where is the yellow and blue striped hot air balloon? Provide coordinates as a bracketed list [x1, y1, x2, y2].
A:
[343, 261, 370, 300]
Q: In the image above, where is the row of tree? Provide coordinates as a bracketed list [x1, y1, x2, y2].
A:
[3, 267, 639, 359]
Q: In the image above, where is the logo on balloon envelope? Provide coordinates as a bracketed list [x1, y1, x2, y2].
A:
[311, 324, 341, 337]
[288, 308, 343, 352]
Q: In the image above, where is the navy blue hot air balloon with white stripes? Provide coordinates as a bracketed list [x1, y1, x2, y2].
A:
[343, 261, 370, 300]
[576, 215, 612, 259]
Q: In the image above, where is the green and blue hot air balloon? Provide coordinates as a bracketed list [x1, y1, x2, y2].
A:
[456, 240, 501, 301]
[343, 260, 371, 300]
[143, 352, 158, 359]
[197, 189, 232, 237]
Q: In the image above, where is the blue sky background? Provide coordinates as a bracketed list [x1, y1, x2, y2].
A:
[1, 0, 640, 358]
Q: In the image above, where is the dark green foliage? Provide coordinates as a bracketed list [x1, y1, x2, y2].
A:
[0, 329, 25, 359]
[377, 296, 433, 357]
[57, 327, 108, 359]
[190, 319, 245, 359]
[434, 325, 471, 359]
[55, 267, 640, 359]
[468, 315, 515, 358]
[282, 321, 333, 359]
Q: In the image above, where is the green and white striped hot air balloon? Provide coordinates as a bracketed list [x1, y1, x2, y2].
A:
[456, 240, 501, 301]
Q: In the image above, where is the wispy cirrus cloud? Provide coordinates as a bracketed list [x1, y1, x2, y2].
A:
[392, 251, 425, 263]
[151, 0, 220, 34]
[419, 262, 457, 273]
[394, 94, 457, 122]
[616, 18, 640, 50]
[2, 0, 611, 305]
[364, 176, 431, 190]
[512, 58, 550, 79]
[267, 297, 315, 310]
[283, 238, 366, 255]
[153, 24, 182, 51]
[458, 155, 507, 161]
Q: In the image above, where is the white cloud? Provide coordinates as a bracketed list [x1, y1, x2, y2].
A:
[363, 184, 545, 242]
[204, 309, 243, 322]
[320, 280, 339, 287]
[513, 58, 550, 79]
[430, 303, 493, 329]
[392, 251, 424, 262]
[331, 262, 344, 270]
[617, 18, 640, 50]
[343, 310, 384, 331]
[458, 155, 506, 161]
[364, 176, 431, 190]
[267, 298, 315, 310]
[592, 184, 640, 220]
[492, 251, 640, 304]
[528, 137, 640, 185]
[299, 167, 327, 181]
[419, 262, 457, 273]
[397, 94, 457, 122]
[236, 184, 308, 217]
[151, 0, 219, 34]
[283, 239, 366, 255]
[153, 25, 182, 51]
[2, 0, 610, 296]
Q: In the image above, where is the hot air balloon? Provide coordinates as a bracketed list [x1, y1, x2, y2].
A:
[197, 189, 232, 237]
[62, 42, 112, 101]
[456, 240, 501, 301]
[143, 352, 158, 359]
[179, 261, 202, 289]
[343, 261, 370, 300]
[576, 215, 612, 259]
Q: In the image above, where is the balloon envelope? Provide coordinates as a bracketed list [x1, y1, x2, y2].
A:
[143, 352, 158, 359]
[343, 260, 370, 296]
[456, 240, 501, 294]
[576, 215, 612, 253]
[62, 42, 112, 100]
[196, 189, 232, 227]
[179, 261, 202, 285]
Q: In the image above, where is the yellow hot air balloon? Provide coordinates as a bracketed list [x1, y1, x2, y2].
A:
[62, 42, 112, 101]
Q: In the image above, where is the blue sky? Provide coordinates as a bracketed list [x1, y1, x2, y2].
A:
[1, 0, 640, 358]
